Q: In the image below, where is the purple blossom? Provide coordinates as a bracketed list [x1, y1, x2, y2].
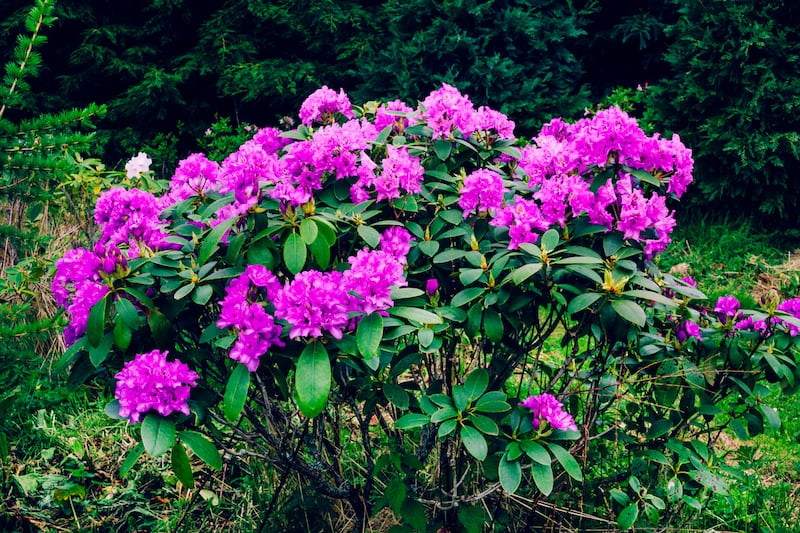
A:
[675, 319, 702, 343]
[520, 393, 578, 431]
[426, 278, 439, 295]
[274, 270, 351, 340]
[473, 106, 515, 141]
[714, 295, 741, 324]
[777, 298, 800, 336]
[250, 126, 292, 154]
[217, 266, 283, 371]
[373, 145, 425, 202]
[375, 100, 415, 135]
[162, 153, 221, 207]
[94, 188, 170, 250]
[419, 84, 477, 139]
[380, 227, 414, 264]
[299, 86, 354, 126]
[114, 350, 199, 424]
[458, 168, 505, 218]
[344, 249, 407, 316]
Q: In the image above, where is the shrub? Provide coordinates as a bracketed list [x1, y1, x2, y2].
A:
[654, 0, 800, 223]
[53, 85, 800, 531]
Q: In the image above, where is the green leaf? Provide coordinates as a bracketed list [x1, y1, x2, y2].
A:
[628, 168, 661, 187]
[622, 289, 679, 308]
[567, 292, 603, 314]
[295, 342, 331, 418]
[610, 299, 647, 327]
[356, 313, 383, 359]
[499, 455, 522, 494]
[433, 248, 467, 263]
[89, 333, 114, 367]
[546, 443, 583, 481]
[173, 283, 195, 300]
[511, 262, 543, 285]
[531, 462, 554, 495]
[198, 217, 236, 265]
[283, 232, 307, 275]
[483, 310, 504, 342]
[191, 284, 214, 305]
[460, 425, 488, 461]
[299, 217, 319, 244]
[357, 225, 381, 248]
[395, 413, 430, 430]
[540, 229, 560, 251]
[451, 287, 484, 307]
[433, 139, 452, 160]
[179, 430, 222, 470]
[115, 298, 140, 329]
[431, 406, 459, 423]
[617, 503, 639, 530]
[87, 295, 108, 348]
[224, 364, 250, 423]
[760, 404, 781, 430]
[521, 440, 550, 464]
[417, 240, 440, 257]
[474, 399, 511, 413]
[172, 441, 194, 488]
[309, 234, 331, 269]
[113, 318, 132, 351]
[119, 443, 143, 478]
[469, 414, 499, 436]
[383, 383, 409, 410]
[463, 369, 489, 400]
[389, 306, 442, 325]
[141, 414, 176, 457]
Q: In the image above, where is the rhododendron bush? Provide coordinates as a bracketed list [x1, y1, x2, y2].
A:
[53, 85, 800, 531]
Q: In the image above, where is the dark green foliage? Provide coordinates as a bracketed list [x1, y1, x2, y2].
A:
[0, 0, 596, 165]
[354, 0, 592, 134]
[653, 0, 800, 223]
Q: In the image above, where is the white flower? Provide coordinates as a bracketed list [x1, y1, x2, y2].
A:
[125, 152, 152, 178]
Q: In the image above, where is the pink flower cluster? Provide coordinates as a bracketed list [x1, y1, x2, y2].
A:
[299, 86, 355, 126]
[420, 84, 515, 140]
[481, 107, 693, 255]
[94, 187, 171, 252]
[217, 265, 284, 371]
[218, 228, 411, 367]
[458, 168, 505, 218]
[520, 393, 578, 431]
[114, 349, 199, 424]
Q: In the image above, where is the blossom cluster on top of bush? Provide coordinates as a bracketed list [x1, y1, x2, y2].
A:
[50, 82, 800, 530]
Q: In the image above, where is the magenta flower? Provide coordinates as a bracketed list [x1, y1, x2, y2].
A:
[217, 266, 283, 371]
[299, 86, 354, 126]
[94, 188, 170, 250]
[714, 295, 741, 324]
[375, 99, 415, 135]
[675, 319, 702, 343]
[426, 278, 439, 296]
[162, 153, 221, 207]
[114, 350, 199, 424]
[419, 84, 477, 139]
[777, 298, 800, 336]
[274, 270, 351, 340]
[380, 226, 414, 264]
[520, 393, 578, 431]
[344, 249, 407, 315]
[458, 168, 505, 218]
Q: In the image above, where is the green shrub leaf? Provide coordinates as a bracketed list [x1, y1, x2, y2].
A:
[224, 364, 250, 423]
[295, 342, 331, 418]
[179, 430, 222, 471]
[141, 414, 176, 457]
